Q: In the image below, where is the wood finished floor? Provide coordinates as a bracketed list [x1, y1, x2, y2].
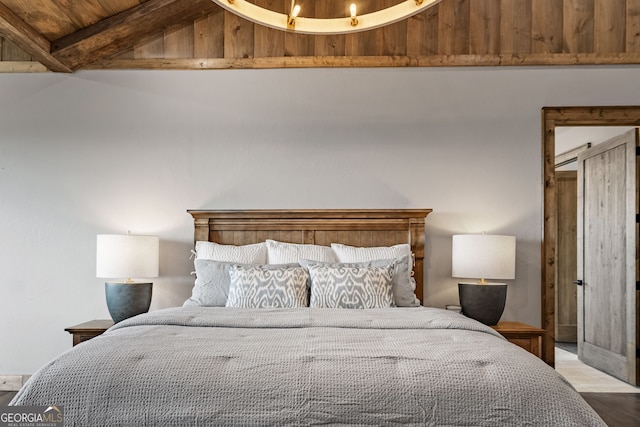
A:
[580, 393, 640, 426]
[0, 391, 15, 406]
[555, 347, 639, 393]
[2, 390, 638, 425]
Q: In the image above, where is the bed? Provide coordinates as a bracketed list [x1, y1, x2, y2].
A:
[11, 209, 605, 426]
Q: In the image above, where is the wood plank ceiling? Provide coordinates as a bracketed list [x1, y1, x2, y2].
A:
[1, 0, 640, 72]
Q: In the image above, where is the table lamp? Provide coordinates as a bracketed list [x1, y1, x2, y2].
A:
[452, 234, 516, 325]
[96, 233, 159, 323]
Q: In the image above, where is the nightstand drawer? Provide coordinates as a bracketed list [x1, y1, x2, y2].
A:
[65, 320, 114, 347]
[491, 321, 545, 358]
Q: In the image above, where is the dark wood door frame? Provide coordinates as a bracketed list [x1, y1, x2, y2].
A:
[542, 106, 640, 366]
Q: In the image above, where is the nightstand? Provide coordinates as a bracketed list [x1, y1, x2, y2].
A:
[491, 321, 545, 358]
[65, 320, 114, 346]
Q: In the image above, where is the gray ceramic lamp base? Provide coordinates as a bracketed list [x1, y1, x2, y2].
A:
[458, 282, 507, 326]
[105, 282, 153, 323]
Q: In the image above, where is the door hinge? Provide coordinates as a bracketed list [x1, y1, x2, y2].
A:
[637, 281, 640, 291]
[637, 347, 640, 359]
[636, 146, 640, 156]
[637, 213, 640, 223]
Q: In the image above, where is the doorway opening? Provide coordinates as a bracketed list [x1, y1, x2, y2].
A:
[553, 126, 637, 387]
[554, 127, 634, 346]
[541, 106, 640, 368]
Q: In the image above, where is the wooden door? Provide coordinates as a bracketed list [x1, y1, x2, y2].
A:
[577, 129, 639, 385]
[556, 171, 578, 342]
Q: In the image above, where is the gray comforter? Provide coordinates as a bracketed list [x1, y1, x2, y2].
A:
[12, 307, 605, 426]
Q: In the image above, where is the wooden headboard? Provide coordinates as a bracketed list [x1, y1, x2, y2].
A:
[187, 209, 432, 304]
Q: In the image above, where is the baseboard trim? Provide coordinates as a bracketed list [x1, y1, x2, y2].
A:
[0, 375, 31, 391]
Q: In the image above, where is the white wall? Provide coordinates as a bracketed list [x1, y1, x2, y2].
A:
[1, 66, 639, 374]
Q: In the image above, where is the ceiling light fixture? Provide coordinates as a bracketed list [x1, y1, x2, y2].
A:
[211, 0, 442, 35]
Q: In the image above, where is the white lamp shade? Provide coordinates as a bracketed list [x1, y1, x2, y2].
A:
[96, 234, 159, 279]
[452, 234, 516, 281]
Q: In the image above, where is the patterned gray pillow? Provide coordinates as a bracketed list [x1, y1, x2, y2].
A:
[226, 265, 309, 308]
[300, 254, 420, 307]
[308, 265, 394, 309]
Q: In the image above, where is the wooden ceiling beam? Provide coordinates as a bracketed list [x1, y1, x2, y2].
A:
[84, 52, 640, 70]
[50, 0, 218, 70]
[0, 2, 72, 73]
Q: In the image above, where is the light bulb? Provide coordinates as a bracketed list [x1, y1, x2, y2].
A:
[350, 3, 358, 26]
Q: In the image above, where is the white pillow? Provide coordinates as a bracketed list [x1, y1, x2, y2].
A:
[195, 241, 267, 264]
[330, 243, 411, 263]
[266, 239, 337, 264]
